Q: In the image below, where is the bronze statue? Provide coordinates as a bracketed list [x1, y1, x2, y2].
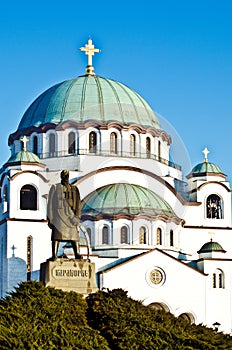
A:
[47, 170, 81, 260]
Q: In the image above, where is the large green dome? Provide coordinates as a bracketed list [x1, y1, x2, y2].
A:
[18, 75, 160, 130]
[81, 183, 176, 218]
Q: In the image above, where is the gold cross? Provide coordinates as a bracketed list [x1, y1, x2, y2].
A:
[79, 38, 100, 75]
[208, 231, 215, 242]
[202, 147, 209, 163]
[20, 135, 29, 151]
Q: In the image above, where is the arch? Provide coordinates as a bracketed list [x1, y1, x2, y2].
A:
[3, 185, 8, 212]
[178, 313, 195, 324]
[213, 268, 225, 289]
[146, 137, 151, 158]
[68, 131, 76, 154]
[206, 194, 223, 219]
[89, 131, 97, 153]
[130, 134, 136, 156]
[3, 185, 8, 202]
[139, 226, 147, 244]
[170, 229, 174, 246]
[120, 225, 129, 244]
[20, 185, 37, 210]
[158, 140, 161, 159]
[149, 302, 170, 312]
[110, 132, 118, 154]
[33, 135, 38, 155]
[156, 227, 162, 245]
[102, 225, 109, 244]
[49, 133, 56, 157]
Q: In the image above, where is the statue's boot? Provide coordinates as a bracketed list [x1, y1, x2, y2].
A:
[71, 241, 82, 260]
[52, 241, 59, 260]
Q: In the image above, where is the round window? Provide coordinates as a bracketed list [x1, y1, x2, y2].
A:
[146, 267, 165, 287]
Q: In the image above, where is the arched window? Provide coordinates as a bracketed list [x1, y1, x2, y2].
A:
[20, 185, 37, 210]
[33, 136, 38, 155]
[68, 132, 76, 154]
[146, 137, 151, 158]
[158, 140, 161, 160]
[156, 228, 162, 245]
[178, 313, 195, 324]
[110, 132, 117, 154]
[86, 228, 92, 245]
[139, 226, 147, 244]
[49, 134, 56, 157]
[102, 226, 109, 244]
[3, 185, 8, 202]
[170, 230, 174, 246]
[206, 194, 223, 219]
[121, 226, 129, 244]
[3, 185, 8, 212]
[130, 134, 136, 156]
[89, 131, 97, 153]
[149, 302, 170, 313]
[213, 269, 224, 288]
[27, 235, 33, 281]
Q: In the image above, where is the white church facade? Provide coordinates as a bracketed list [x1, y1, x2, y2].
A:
[1, 39, 232, 333]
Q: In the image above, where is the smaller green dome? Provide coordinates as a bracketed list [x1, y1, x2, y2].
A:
[198, 240, 226, 254]
[5, 151, 41, 165]
[82, 183, 176, 218]
[192, 161, 222, 174]
[187, 161, 224, 178]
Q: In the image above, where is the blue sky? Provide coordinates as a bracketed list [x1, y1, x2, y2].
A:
[1, 1, 232, 180]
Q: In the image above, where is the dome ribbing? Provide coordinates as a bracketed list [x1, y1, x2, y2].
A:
[82, 183, 176, 218]
[17, 75, 160, 131]
[198, 240, 226, 254]
[191, 162, 223, 174]
[5, 151, 41, 165]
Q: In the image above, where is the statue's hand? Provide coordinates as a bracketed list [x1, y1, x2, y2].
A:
[70, 217, 80, 226]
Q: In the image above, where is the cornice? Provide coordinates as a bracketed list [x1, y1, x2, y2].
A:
[9, 121, 171, 145]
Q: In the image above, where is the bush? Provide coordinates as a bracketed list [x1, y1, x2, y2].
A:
[0, 281, 109, 350]
[87, 289, 232, 350]
[1, 282, 232, 349]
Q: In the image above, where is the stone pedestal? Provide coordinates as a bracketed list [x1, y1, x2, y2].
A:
[40, 259, 98, 295]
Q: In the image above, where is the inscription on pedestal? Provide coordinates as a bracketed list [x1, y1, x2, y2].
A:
[53, 267, 88, 279]
[40, 259, 98, 295]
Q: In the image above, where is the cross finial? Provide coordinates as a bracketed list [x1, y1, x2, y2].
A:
[208, 231, 215, 242]
[20, 136, 29, 152]
[202, 147, 210, 163]
[79, 38, 100, 75]
[11, 244, 16, 257]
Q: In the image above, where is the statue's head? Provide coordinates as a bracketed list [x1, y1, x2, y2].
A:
[60, 170, 69, 182]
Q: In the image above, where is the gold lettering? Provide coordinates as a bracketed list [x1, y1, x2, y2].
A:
[54, 268, 88, 278]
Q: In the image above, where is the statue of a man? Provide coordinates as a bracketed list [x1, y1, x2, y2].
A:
[47, 170, 81, 260]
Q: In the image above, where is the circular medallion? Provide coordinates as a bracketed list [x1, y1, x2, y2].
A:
[146, 267, 165, 287]
[150, 269, 163, 285]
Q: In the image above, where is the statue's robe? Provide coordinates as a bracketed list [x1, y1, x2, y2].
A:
[47, 183, 81, 241]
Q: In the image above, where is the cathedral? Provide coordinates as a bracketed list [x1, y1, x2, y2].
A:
[1, 39, 232, 334]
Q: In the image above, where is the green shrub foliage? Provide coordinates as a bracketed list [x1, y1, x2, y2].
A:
[0, 281, 109, 350]
[87, 289, 232, 350]
[0, 282, 232, 349]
